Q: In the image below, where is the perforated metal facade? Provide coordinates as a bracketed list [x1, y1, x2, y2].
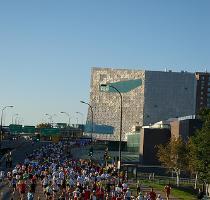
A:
[87, 68, 196, 141]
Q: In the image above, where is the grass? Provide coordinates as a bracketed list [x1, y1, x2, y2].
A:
[138, 180, 197, 200]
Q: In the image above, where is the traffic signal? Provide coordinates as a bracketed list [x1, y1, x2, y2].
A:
[88, 147, 93, 157]
[35, 134, 40, 141]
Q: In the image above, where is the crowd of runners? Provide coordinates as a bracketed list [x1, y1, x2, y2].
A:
[0, 141, 167, 200]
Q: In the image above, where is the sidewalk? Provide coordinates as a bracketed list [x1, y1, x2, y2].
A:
[0, 139, 25, 170]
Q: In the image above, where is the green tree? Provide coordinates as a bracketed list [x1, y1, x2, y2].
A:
[156, 137, 188, 186]
[197, 108, 210, 123]
[36, 123, 52, 129]
[188, 110, 210, 193]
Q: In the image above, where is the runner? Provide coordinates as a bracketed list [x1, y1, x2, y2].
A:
[164, 183, 171, 200]
[6, 141, 139, 199]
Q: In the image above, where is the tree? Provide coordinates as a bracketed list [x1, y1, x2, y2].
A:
[156, 137, 188, 187]
[36, 123, 52, 129]
[197, 108, 210, 123]
[188, 109, 210, 194]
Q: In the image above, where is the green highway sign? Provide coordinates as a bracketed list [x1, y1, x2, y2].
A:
[9, 124, 23, 133]
[22, 126, 35, 133]
[40, 128, 60, 136]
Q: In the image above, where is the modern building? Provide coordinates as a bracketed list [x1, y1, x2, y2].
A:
[195, 72, 210, 113]
[87, 67, 197, 141]
[170, 117, 203, 141]
[139, 126, 171, 165]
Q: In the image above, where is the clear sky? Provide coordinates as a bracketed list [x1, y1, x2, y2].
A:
[0, 0, 210, 126]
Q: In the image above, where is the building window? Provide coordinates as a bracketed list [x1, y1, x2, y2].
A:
[201, 91, 204, 95]
[208, 81, 210, 86]
[208, 93, 210, 97]
[208, 88, 210, 92]
[201, 76, 205, 80]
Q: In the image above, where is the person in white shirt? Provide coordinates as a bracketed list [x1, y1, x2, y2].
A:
[115, 184, 122, 194]
[124, 188, 131, 200]
[59, 170, 64, 180]
[77, 175, 83, 185]
[0, 170, 5, 182]
[136, 192, 144, 200]
[122, 182, 128, 192]
[156, 194, 163, 200]
[12, 168, 17, 175]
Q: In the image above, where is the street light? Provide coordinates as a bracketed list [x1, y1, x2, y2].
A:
[80, 101, 93, 144]
[75, 112, 84, 124]
[60, 112, 71, 126]
[17, 117, 24, 125]
[0, 105, 14, 148]
[12, 113, 19, 124]
[45, 113, 57, 127]
[101, 84, 123, 170]
[15, 115, 20, 124]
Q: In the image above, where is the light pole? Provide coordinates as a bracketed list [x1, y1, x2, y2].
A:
[80, 101, 93, 144]
[18, 117, 24, 125]
[45, 114, 57, 127]
[12, 113, 19, 124]
[75, 112, 84, 124]
[15, 115, 20, 124]
[60, 112, 71, 126]
[101, 84, 123, 171]
[1, 105, 14, 148]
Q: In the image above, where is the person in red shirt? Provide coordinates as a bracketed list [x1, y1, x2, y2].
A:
[149, 188, 156, 200]
[96, 187, 104, 200]
[164, 184, 171, 200]
[84, 186, 91, 200]
[18, 180, 26, 200]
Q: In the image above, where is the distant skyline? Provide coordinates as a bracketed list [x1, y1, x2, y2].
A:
[0, 1, 209, 125]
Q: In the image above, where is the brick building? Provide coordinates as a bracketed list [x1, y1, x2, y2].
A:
[195, 72, 210, 113]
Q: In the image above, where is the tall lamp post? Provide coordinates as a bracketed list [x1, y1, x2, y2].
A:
[12, 113, 19, 124]
[15, 115, 20, 124]
[80, 101, 93, 144]
[18, 117, 24, 125]
[1, 105, 14, 148]
[45, 113, 57, 127]
[101, 84, 123, 170]
[75, 112, 84, 124]
[60, 112, 71, 126]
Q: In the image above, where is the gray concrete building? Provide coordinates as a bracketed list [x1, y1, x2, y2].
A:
[87, 67, 196, 141]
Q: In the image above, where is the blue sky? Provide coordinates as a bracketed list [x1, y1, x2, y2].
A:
[0, 0, 209, 125]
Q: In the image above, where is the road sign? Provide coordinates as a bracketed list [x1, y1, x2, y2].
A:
[22, 126, 35, 133]
[9, 124, 22, 133]
[40, 128, 60, 136]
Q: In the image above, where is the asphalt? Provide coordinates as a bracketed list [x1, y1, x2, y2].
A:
[0, 140, 47, 199]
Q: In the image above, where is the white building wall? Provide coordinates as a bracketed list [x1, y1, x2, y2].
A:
[88, 67, 145, 141]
